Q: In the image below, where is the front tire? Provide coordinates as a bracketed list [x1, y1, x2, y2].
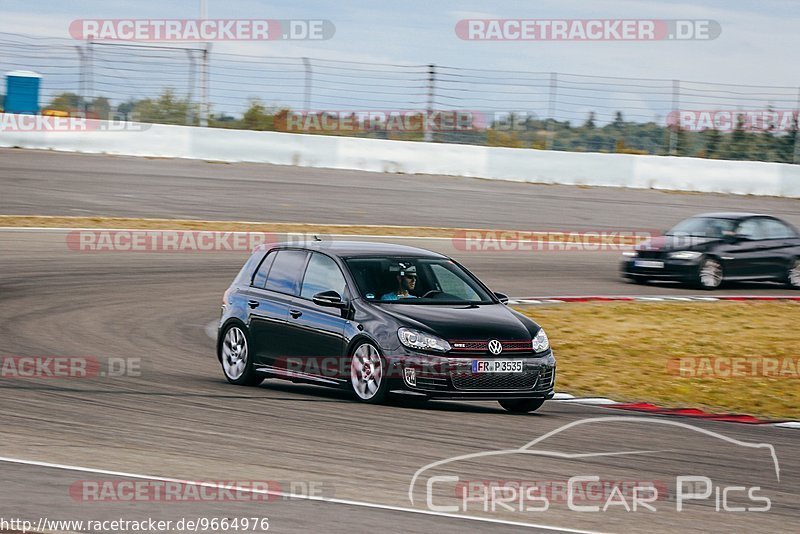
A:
[498, 398, 546, 413]
[696, 257, 723, 290]
[219, 324, 263, 386]
[786, 258, 800, 289]
[349, 341, 389, 404]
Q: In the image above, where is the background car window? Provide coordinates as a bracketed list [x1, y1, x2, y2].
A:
[301, 253, 347, 299]
[430, 264, 480, 300]
[668, 217, 735, 237]
[251, 251, 276, 288]
[264, 250, 308, 295]
[736, 219, 766, 240]
[760, 218, 797, 239]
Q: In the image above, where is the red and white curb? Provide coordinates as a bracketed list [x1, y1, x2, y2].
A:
[552, 393, 799, 428]
[509, 295, 800, 305]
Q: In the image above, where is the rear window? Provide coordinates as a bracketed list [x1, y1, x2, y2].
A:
[264, 250, 309, 295]
[234, 251, 266, 286]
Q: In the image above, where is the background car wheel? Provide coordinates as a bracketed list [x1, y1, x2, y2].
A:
[498, 398, 546, 413]
[696, 257, 723, 290]
[349, 341, 389, 404]
[219, 324, 263, 386]
[786, 258, 800, 289]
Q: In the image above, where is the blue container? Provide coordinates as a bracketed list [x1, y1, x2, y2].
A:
[5, 70, 41, 114]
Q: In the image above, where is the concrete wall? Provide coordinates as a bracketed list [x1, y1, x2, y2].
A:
[1, 113, 798, 197]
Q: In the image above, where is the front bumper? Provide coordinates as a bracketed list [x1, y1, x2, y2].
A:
[385, 350, 556, 400]
[621, 256, 700, 282]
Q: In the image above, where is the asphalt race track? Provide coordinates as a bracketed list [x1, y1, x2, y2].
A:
[1, 148, 799, 533]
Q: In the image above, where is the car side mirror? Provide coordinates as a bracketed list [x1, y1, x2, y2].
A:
[312, 290, 348, 309]
[722, 230, 739, 243]
[494, 292, 510, 304]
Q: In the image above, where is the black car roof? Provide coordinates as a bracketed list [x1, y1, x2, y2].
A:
[692, 212, 771, 220]
[262, 240, 447, 258]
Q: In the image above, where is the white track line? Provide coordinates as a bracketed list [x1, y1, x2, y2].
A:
[0, 456, 605, 534]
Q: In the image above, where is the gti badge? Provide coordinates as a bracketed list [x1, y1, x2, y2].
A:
[488, 339, 503, 355]
[404, 367, 417, 387]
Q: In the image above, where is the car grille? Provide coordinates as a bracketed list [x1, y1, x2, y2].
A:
[410, 359, 555, 393]
[449, 339, 531, 353]
[415, 367, 449, 391]
[448, 360, 542, 391]
[635, 250, 665, 259]
[537, 366, 555, 391]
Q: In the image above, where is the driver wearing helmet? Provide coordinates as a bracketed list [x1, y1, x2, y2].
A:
[381, 263, 418, 300]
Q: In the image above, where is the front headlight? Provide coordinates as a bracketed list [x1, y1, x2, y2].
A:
[532, 328, 550, 353]
[667, 250, 702, 260]
[622, 251, 638, 257]
[398, 328, 451, 353]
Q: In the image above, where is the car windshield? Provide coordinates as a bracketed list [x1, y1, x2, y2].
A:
[665, 217, 737, 238]
[345, 257, 494, 304]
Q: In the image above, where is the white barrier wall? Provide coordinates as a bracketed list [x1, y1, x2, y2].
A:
[1, 113, 799, 197]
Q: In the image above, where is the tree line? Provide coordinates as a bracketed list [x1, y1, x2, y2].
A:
[30, 90, 799, 164]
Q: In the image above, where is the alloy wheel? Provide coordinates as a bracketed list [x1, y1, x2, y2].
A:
[350, 343, 383, 400]
[222, 326, 248, 380]
[699, 258, 723, 289]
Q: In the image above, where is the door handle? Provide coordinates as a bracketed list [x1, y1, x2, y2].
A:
[247, 300, 260, 308]
[289, 309, 303, 319]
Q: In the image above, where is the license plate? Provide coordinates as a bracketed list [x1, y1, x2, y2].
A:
[634, 260, 664, 269]
[472, 360, 523, 373]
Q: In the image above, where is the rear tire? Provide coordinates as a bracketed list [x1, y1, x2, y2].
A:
[498, 398, 546, 413]
[219, 324, 263, 386]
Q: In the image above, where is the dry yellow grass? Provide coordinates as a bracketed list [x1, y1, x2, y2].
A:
[517, 301, 800, 420]
[0, 215, 469, 237]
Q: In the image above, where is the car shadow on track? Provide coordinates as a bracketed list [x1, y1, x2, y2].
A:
[242, 380, 551, 415]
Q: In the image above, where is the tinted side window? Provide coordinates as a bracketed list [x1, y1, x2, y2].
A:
[301, 253, 347, 299]
[761, 218, 797, 239]
[265, 250, 308, 295]
[737, 219, 765, 240]
[251, 251, 277, 288]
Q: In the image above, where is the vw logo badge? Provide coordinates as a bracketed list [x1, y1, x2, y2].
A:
[488, 339, 503, 355]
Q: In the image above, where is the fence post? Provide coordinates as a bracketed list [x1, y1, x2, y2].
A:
[669, 79, 680, 155]
[302, 57, 312, 111]
[546, 72, 558, 150]
[186, 49, 196, 125]
[424, 64, 435, 142]
[794, 88, 800, 164]
[75, 44, 87, 113]
[199, 44, 210, 126]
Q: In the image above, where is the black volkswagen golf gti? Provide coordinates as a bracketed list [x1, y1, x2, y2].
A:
[217, 241, 555, 413]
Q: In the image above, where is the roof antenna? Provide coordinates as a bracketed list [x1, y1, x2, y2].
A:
[313, 234, 322, 242]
